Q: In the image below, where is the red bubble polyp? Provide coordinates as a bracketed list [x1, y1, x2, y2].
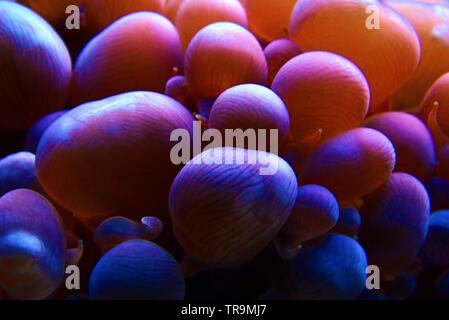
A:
[165, 75, 197, 112]
[364, 111, 436, 180]
[0, 189, 66, 300]
[209, 84, 290, 150]
[0, 1, 72, 130]
[72, 12, 183, 105]
[289, 0, 421, 108]
[331, 207, 362, 238]
[387, 1, 449, 110]
[175, 0, 247, 51]
[169, 147, 298, 275]
[264, 39, 303, 86]
[271, 51, 370, 148]
[163, 0, 184, 23]
[94, 216, 163, 254]
[0, 152, 41, 197]
[419, 210, 449, 268]
[25, 111, 68, 154]
[419, 72, 449, 137]
[273, 234, 368, 299]
[300, 128, 396, 205]
[86, 0, 165, 34]
[359, 172, 430, 279]
[88, 240, 185, 300]
[245, 0, 297, 44]
[275, 184, 339, 260]
[184, 22, 268, 101]
[35, 91, 194, 229]
[438, 144, 449, 182]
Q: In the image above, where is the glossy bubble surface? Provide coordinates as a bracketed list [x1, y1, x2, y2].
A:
[89, 240, 185, 300]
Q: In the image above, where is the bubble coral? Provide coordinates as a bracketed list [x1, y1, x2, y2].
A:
[275, 185, 339, 260]
[289, 0, 421, 109]
[209, 84, 290, 150]
[364, 111, 436, 180]
[273, 234, 368, 300]
[359, 172, 430, 279]
[72, 12, 183, 105]
[94, 216, 163, 254]
[86, 0, 165, 33]
[264, 39, 303, 85]
[331, 207, 362, 238]
[245, 0, 297, 43]
[300, 128, 396, 205]
[0, 189, 65, 299]
[88, 240, 185, 300]
[169, 147, 297, 274]
[184, 22, 267, 101]
[35, 91, 194, 228]
[271, 51, 370, 147]
[419, 209, 449, 267]
[25, 111, 67, 153]
[175, 0, 247, 51]
[0, 1, 72, 129]
[386, 1, 449, 110]
[426, 177, 449, 212]
[0, 152, 40, 197]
